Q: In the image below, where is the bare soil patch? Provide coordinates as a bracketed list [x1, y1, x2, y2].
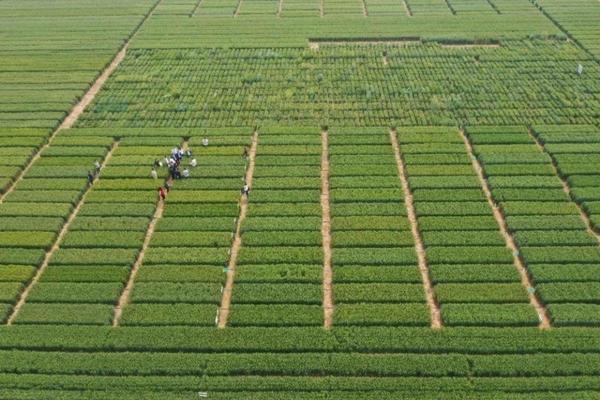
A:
[321, 130, 334, 330]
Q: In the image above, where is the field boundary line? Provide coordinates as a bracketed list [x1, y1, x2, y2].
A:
[217, 131, 259, 328]
[361, 0, 368, 16]
[320, 0, 324, 17]
[321, 129, 334, 330]
[528, 128, 600, 245]
[5, 140, 120, 326]
[0, 0, 163, 205]
[190, 0, 204, 16]
[402, 0, 412, 16]
[390, 129, 442, 330]
[112, 138, 188, 327]
[277, 0, 283, 17]
[459, 128, 551, 330]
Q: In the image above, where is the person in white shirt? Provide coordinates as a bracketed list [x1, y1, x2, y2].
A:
[182, 168, 190, 178]
[151, 168, 158, 179]
[190, 158, 197, 168]
[202, 137, 209, 147]
[241, 182, 250, 197]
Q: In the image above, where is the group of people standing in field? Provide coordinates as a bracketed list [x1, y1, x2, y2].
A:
[154, 138, 252, 201]
[154, 140, 201, 200]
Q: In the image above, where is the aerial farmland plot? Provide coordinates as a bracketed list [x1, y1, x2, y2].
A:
[0, 0, 599, 397]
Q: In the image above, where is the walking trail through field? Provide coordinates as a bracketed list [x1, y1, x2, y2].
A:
[217, 132, 259, 328]
[112, 139, 188, 327]
[321, 130, 334, 330]
[460, 129, 551, 329]
[528, 128, 600, 246]
[0, 0, 163, 205]
[402, 0, 412, 16]
[390, 130, 443, 330]
[6, 141, 120, 326]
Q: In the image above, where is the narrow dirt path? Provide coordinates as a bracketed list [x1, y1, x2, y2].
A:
[190, 0, 204, 16]
[0, 0, 163, 205]
[112, 139, 188, 327]
[460, 128, 551, 330]
[234, 0, 243, 17]
[361, 0, 368, 16]
[277, 0, 283, 17]
[320, 0, 324, 17]
[217, 131, 259, 329]
[390, 130, 442, 330]
[402, 0, 412, 16]
[321, 130, 334, 330]
[5, 140, 120, 326]
[528, 128, 600, 246]
[485, 0, 501, 14]
[443, 0, 456, 15]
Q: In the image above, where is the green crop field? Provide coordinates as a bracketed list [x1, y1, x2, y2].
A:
[0, 0, 599, 398]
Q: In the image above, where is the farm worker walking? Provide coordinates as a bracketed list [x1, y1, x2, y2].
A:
[190, 158, 198, 168]
[242, 146, 249, 159]
[241, 182, 250, 197]
[87, 171, 95, 185]
[202, 137, 209, 147]
[158, 187, 167, 201]
[182, 168, 190, 178]
[153, 159, 161, 168]
[94, 160, 101, 173]
[164, 182, 172, 193]
[577, 63, 584, 76]
[151, 168, 158, 179]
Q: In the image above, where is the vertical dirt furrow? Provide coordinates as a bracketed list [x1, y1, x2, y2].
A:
[443, 0, 456, 15]
[321, 130, 334, 330]
[528, 128, 600, 245]
[485, 0, 501, 14]
[402, 0, 412, 16]
[234, 0, 243, 17]
[0, 0, 163, 205]
[361, 0, 369, 16]
[5, 140, 120, 326]
[390, 129, 442, 330]
[459, 128, 551, 330]
[217, 131, 259, 329]
[277, 0, 283, 17]
[190, 0, 204, 16]
[112, 139, 189, 327]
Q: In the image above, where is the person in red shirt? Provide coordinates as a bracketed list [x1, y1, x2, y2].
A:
[158, 187, 167, 201]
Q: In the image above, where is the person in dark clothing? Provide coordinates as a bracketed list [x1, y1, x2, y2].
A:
[87, 171, 95, 185]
